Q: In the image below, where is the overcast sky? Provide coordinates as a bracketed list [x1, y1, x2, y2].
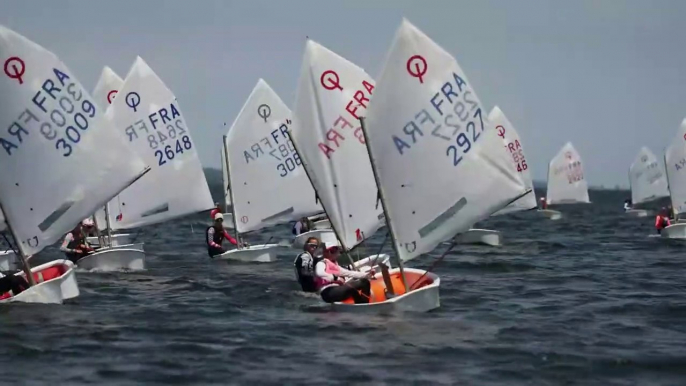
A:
[3, 0, 685, 187]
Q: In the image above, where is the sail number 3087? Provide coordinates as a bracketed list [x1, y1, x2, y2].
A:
[446, 108, 484, 167]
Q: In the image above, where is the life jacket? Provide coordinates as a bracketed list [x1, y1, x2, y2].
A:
[206, 225, 226, 247]
[655, 215, 670, 230]
[314, 259, 341, 291]
[293, 251, 320, 292]
[67, 231, 86, 249]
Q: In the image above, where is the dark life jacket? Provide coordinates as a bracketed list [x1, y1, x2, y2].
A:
[294, 251, 320, 292]
[206, 225, 227, 247]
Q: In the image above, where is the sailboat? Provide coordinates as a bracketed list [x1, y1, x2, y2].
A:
[334, 19, 529, 312]
[661, 119, 686, 238]
[88, 65, 135, 248]
[543, 142, 590, 218]
[218, 79, 324, 262]
[0, 24, 149, 302]
[455, 105, 538, 246]
[290, 39, 390, 272]
[627, 146, 669, 217]
[81, 57, 214, 270]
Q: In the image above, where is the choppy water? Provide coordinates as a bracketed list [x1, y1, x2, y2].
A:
[1, 189, 685, 385]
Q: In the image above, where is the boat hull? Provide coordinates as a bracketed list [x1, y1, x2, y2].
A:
[292, 229, 335, 249]
[76, 247, 146, 271]
[626, 209, 649, 218]
[661, 223, 686, 239]
[538, 209, 562, 220]
[87, 233, 133, 247]
[214, 244, 280, 263]
[330, 268, 439, 313]
[0, 260, 79, 304]
[311, 219, 331, 230]
[454, 228, 501, 246]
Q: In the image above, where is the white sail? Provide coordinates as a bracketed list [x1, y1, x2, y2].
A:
[629, 146, 669, 205]
[92, 66, 125, 226]
[0, 209, 6, 232]
[291, 40, 384, 250]
[225, 79, 321, 233]
[0, 25, 148, 256]
[489, 106, 537, 215]
[100, 56, 214, 230]
[363, 19, 529, 263]
[546, 142, 590, 205]
[220, 145, 231, 208]
[665, 119, 686, 214]
[92, 66, 124, 109]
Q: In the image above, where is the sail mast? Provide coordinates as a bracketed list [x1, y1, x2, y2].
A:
[222, 132, 240, 246]
[0, 201, 35, 286]
[358, 117, 409, 292]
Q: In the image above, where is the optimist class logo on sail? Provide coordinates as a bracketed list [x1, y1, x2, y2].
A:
[121, 92, 195, 167]
[316, 69, 373, 160]
[1, 58, 99, 158]
[390, 54, 485, 168]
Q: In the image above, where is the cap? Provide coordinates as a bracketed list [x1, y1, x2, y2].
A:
[82, 218, 94, 227]
[214, 213, 224, 221]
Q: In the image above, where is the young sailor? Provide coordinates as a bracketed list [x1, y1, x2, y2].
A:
[655, 209, 671, 234]
[623, 199, 632, 212]
[60, 221, 95, 263]
[206, 213, 239, 257]
[539, 197, 547, 210]
[292, 217, 311, 236]
[314, 239, 374, 304]
[0, 270, 29, 297]
[210, 202, 222, 220]
[293, 236, 321, 293]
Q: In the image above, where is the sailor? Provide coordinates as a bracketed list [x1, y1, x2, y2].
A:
[0, 270, 29, 298]
[539, 197, 548, 210]
[655, 209, 671, 234]
[314, 239, 374, 304]
[624, 199, 632, 212]
[210, 202, 222, 220]
[206, 213, 239, 257]
[293, 236, 321, 293]
[292, 217, 311, 236]
[60, 221, 95, 263]
[81, 218, 97, 237]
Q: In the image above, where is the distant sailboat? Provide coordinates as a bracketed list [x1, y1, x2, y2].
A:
[626, 146, 669, 217]
[542, 142, 590, 219]
[661, 119, 686, 238]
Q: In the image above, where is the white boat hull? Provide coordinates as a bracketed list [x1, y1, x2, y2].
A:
[331, 267, 440, 313]
[291, 229, 336, 249]
[214, 244, 280, 263]
[661, 223, 686, 239]
[626, 209, 649, 218]
[538, 209, 562, 220]
[87, 233, 133, 247]
[0, 250, 18, 271]
[76, 247, 146, 271]
[349, 254, 391, 274]
[0, 260, 79, 304]
[311, 219, 331, 230]
[454, 228, 501, 246]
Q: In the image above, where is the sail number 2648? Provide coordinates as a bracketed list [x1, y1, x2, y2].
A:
[446, 108, 484, 167]
[155, 135, 193, 166]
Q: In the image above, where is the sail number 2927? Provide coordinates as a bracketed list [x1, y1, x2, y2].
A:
[446, 108, 484, 166]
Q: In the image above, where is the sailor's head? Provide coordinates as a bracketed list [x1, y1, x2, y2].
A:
[213, 212, 224, 226]
[304, 236, 320, 252]
[322, 240, 341, 260]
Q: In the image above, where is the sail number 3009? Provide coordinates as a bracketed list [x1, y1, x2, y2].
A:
[155, 135, 193, 166]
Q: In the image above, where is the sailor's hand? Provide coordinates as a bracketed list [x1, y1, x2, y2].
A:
[335, 279, 345, 285]
[75, 249, 82, 254]
[368, 269, 376, 277]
